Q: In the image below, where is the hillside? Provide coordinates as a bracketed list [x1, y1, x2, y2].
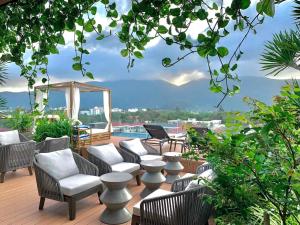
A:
[0, 77, 285, 111]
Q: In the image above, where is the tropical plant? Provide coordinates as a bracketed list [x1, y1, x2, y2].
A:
[261, 1, 300, 76]
[0, 0, 287, 105]
[5, 109, 33, 132]
[204, 81, 300, 225]
[33, 118, 72, 142]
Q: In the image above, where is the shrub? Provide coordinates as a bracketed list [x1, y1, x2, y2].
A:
[203, 81, 300, 225]
[33, 118, 72, 142]
[5, 109, 33, 132]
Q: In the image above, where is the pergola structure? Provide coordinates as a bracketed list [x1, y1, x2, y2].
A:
[34, 81, 112, 143]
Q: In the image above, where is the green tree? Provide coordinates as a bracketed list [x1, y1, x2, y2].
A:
[206, 82, 300, 225]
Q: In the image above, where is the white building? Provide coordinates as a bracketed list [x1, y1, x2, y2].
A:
[90, 106, 104, 115]
[79, 110, 91, 116]
[128, 108, 139, 113]
[112, 108, 123, 112]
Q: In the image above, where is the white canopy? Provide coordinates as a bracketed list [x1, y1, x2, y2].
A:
[34, 81, 112, 132]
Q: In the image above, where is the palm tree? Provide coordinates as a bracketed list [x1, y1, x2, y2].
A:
[260, 1, 300, 75]
[0, 60, 7, 107]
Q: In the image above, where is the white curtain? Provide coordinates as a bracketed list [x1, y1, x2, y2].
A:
[35, 89, 48, 114]
[65, 87, 80, 121]
[103, 90, 111, 131]
[73, 87, 80, 121]
[65, 88, 71, 118]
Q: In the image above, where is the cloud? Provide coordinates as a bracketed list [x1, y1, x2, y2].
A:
[163, 70, 207, 86]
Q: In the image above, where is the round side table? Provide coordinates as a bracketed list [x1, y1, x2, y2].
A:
[163, 152, 184, 184]
[141, 161, 166, 191]
[100, 172, 133, 224]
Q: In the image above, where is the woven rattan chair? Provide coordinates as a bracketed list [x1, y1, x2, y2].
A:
[0, 132, 36, 183]
[119, 139, 163, 164]
[87, 143, 142, 185]
[36, 136, 70, 153]
[132, 171, 213, 225]
[34, 149, 103, 220]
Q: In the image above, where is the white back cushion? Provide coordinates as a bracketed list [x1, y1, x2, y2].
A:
[185, 169, 216, 191]
[35, 149, 79, 180]
[0, 130, 20, 145]
[121, 139, 148, 156]
[199, 169, 216, 181]
[88, 143, 124, 165]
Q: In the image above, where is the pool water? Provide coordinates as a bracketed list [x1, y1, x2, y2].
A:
[112, 132, 149, 139]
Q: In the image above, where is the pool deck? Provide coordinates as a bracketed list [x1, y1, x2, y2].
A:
[0, 136, 213, 225]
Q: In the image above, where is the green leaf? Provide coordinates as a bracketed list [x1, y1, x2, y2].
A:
[241, 0, 251, 9]
[157, 25, 168, 34]
[84, 23, 94, 32]
[96, 34, 105, 40]
[232, 85, 240, 93]
[162, 57, 171, 66]
[134, 51, 144, 59]
[264, 0, 275, 17]
[197, 9, 208, 20]
[217, 47, 229, 57]
[85, 72, 94, 79]
[109, 20, 117, 28]
[90, 6, 97, 15]
[120, 49, 129, 57]
[210, 84, 223, 93]
[42, 78, 47, 83]
[97, 24, 102, 33]
[57, 35, 65, 45]
[101, 0, 109, 4]
[231, 64, 238, 71]
[72, 63, 82, 71]
[220, 64, 230, 74]
[212, 3, 218, 10]
[77, 18, 84, 26]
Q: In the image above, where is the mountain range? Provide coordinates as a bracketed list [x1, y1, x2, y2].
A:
[0, 76, 287, 111]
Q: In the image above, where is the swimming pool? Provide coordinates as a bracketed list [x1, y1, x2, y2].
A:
[112, 132, 149, 139]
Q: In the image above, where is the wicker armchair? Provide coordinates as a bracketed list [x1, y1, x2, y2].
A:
[36, 136, 70, 153]
[119, 139, 162, 164]
[87, 143, 141, 185]
[131, 163, 214, 225]
[0, 133, 36, 183]
[34, 149, 103, 220]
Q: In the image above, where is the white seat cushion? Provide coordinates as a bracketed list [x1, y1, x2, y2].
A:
[88, 143, 124, 165]
[35, 149, 79, 180]
[140, 154, 163, 162]
[111, 162, 140, 174]
[133, 189, 173, 216]
[121, 139, 148, 156]
[59, 174, 102, 196]
[0, 130, 20, 145]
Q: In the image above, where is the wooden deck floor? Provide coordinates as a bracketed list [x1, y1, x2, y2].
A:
[0, 137, 189, 225]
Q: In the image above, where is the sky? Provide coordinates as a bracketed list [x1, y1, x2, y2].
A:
[1, 0, 299, 92]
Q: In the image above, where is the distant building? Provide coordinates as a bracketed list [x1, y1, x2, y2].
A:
[79, 110, 91, 116]
[128, 108, 138, 113]
[141, 108, 147, 112]
[112, 108, 123, 112]
[90, 106, 103, 115]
